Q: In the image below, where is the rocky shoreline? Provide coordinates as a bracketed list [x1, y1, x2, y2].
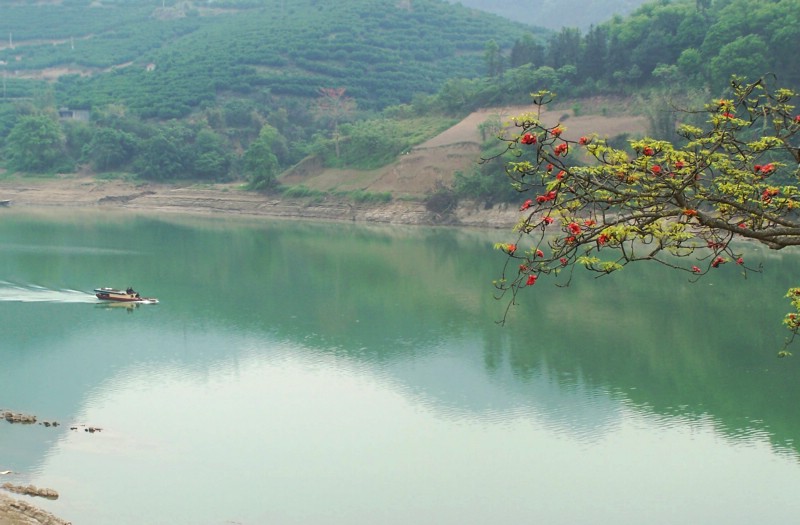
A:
[1, 411, 70, 525]
[0, 176, 521, 229]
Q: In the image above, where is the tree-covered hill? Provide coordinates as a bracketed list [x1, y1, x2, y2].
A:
[2, 0, 799, 203]
[0, 0, 539, 115]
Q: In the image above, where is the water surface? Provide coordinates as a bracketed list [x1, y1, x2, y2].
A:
[1, 209, 799, 524]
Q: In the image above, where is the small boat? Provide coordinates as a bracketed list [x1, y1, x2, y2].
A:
[94, 287, 158, 304]
[0, 200, 11, 207]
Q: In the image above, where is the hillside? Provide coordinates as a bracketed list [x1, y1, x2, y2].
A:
[280, 99, 649, 198]
[0, 0, 541, 113]
[0, 99, 648, 229]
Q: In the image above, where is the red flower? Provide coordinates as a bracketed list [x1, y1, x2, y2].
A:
[542, 216, 554, 225]
[691, 266, 701, 273]
[642, 146, 655, 156]
[526, 274, 538, 286]
[556, 170, 566, 180]
[584, 219, 596, 227]
[559, 257, 568, 266]
[754, 165, 762, 173]
[674, 160, 684, 169]
[651, 165, 662, 175]
[682, 209, 698, 217]
[554, 143, 569, 156]
[507, 244, 517, 254]
[795, 115, 800, 123]
[567, 222, 581, 235]
[711, 256, 726, 268]
[521, 133, 537, 145]
[546, 163, 554, 172]
[535, 249, 545, 258]
[579, 136, 590, 145]
[519, 264, 528, 272]
[520, 199, 533, 211]
[721, 112, 735, 119]
[597, 233, 609, 246]
[565, 236, 576, 244]
[762, 187, 780, 202]
[551, 126, 564, 137]
[736, 257, 744, 265]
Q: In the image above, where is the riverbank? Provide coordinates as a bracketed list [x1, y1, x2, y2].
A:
[0, 175, 522, 229]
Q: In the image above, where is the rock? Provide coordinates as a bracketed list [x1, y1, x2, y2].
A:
[1, 483, 59, 500]
[0, 492, 72, 524]
[2, 411, 37, 424]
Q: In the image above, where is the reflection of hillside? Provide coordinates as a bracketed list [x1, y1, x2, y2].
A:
[496, 251, 800, 460]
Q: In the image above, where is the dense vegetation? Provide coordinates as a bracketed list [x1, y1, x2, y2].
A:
[0, 0, 534, 187]
[1, 0, 798, 203]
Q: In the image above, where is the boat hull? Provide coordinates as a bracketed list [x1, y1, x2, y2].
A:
[94, 288, 158, 304]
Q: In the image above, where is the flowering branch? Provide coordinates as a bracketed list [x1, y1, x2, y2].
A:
[491, 79, 800, 356]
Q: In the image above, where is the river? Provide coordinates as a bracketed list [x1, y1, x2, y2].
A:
[1, 208, 799, 524]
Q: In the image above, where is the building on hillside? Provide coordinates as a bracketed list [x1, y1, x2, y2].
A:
[58, 108, 90, 121]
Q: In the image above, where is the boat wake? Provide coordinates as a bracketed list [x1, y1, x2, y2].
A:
[0, 282, 97, 304]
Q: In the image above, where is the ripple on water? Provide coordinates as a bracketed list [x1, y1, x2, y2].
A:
[0, 282, 97, 304]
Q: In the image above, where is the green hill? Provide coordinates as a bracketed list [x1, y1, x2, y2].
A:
[0, 0, 540, 115]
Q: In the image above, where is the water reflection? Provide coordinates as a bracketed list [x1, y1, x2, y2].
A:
[1, 210, 799, 524]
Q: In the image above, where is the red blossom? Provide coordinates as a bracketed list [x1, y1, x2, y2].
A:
[535, 190, 557, 204]
[556, 170, 566, 180]
[584, 219, 596, 227]
[642, 146, 655, 156]
[551, 126, 564, 137]
[521, 133, 537, 145]
[546, 163, 554, 172]
[520, 199, 533, 211]
[526, 274, 538, 286]
[597, 233, 609, 246]
[738, 222, 746, 228]
[567, 222, 581, 235]
[692, 266, 702, 273]
[542, 216, 554, 225]
[651, 165, 662, 175]
[535, 249, 545, 258]
[565, 236, 576, 244]
[795, 115, 800, 123]
[674, 160, 684, 169]
[762, 187, 780, 202]
[559, 257, 568, 266]
[519, 264, 528, 272]
[554, 143, 569, 156]
[507, 244, 517, 254]
[736, 257, 744, 265]
[579, 136, 590, 145]
[682, 209, 698, 217]
[711, 256, 726, 268]
[721, 112, 735, 119]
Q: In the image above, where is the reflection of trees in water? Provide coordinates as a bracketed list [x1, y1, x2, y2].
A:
[489, 255, 800, 460]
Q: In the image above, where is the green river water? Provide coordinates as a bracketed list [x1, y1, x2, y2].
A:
[1, 208, 799, 524]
